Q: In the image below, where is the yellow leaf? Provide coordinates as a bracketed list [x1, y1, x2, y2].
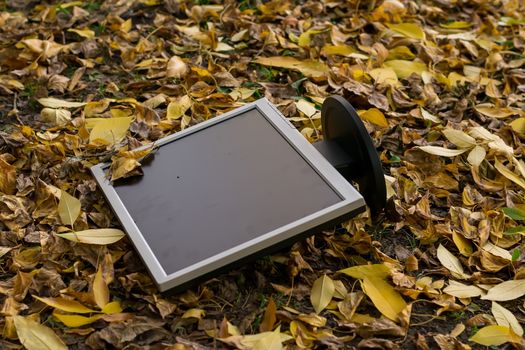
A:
[58, 190, 81, 227]
[321, 45, 361, 57]
[254, 56, 329, 79]
[369, 67, 399, 87]
[467, 146, 486, 167]
[84, 100, 110, 117]
[240, 326, 293, 350]
[452, 230, 473, 256]
[101, 301, 123, 314]
[492, 302, 524, 336]
[437, 244, 470, 279]
[182, 308, 206, 319]
[259, 298, 277, 332]
[310, 274, 335, 314]
[384, 60, 427, 79]
[510, 118, 525, 134]
[67, 28, 95, 39]
[298, 28, 327, 47]
[89, 117, 132, 144]
[443, 280, 483, 298]
[440, 21, 472, 29]
[55, 228, 125, 245]
[481, 280, 525, 301]
[0, 157, 16, 195]
[420, 108, 442, 123]
[13, 315, 68, 350]
[109, 156, 141, 181]
[387, 23, 425, 40]
[295, 99, 318, 118]
[387, 46, 416, 60]
[475, 104, 522, 119]
[167, 95, 192, 120]
[33, 296, 96, 313]
[442, 128, 476, 148]
[121, 18, 132, 33]
[339, 264, 391, 280]
[470, 325, 522, 346]
[53, 312, 103, 328]
[482, 242, 512, 261]
[418, 146, 468, 157]
[494, 158, 525, 190]
[166, 56, 188, 79]
[93, 265, 109, 309]
[358, 108, 389, 128]
[361, 277, 407, 321]
[41, 108, 71, 126]
[38, 97, 86, 108]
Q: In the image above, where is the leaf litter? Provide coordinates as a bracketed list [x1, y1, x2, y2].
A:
[1, 0, 525, 349]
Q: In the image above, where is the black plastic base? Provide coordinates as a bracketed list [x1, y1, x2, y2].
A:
[313, 96, 386, 214]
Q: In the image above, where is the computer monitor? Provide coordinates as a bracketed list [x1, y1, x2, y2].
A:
[91, 98, 366, 291]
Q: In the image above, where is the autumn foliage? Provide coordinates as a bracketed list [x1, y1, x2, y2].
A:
[1, 0, 525, 349]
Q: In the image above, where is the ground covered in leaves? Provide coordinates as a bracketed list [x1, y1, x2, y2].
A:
[2, 0, 525, 349]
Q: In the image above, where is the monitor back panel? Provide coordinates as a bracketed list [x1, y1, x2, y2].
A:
[113, 108, 341, 275]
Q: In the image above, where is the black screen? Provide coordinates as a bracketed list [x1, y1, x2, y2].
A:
[113, 108, 341, 274]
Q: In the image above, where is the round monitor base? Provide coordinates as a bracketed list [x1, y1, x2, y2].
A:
[321, 96, 387, 214]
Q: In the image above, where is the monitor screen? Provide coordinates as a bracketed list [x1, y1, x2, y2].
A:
[112, 108, 342, 275]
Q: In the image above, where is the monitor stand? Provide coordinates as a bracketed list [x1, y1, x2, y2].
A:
[313, 96, 386, 214]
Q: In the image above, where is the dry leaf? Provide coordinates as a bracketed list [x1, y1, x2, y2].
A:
[254, 56, 329, 79]
[13, 315, 68, 350]
[93, 264, 109, 309]
[55, 228, 125, 245]
[89, 117, 132, 144]
[361, 277, 407, 321]
[167, 56, 188, 78]
[38, 97, 86, 108]
[443, 280, 483, 298]
[310, 274, 335, 314]
[58, 190, 81, 227]
[469, 325, 522, 346]
[481, 280, 525, 301]
[33, 296, 96, 313]
[492, 302, 524, 336]
[418, 146, 468, 157]
[436, 245, 470, 279]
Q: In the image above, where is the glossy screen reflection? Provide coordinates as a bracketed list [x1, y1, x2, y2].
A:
[113, 109, 341, 275]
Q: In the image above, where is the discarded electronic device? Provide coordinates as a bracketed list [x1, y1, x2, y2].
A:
[91, 96, 386, 292]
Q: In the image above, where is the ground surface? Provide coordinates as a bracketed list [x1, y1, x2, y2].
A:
[1, 0, 525, 349]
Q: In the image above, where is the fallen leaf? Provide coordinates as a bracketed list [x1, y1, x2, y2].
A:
[442, 128, 476, 148]
[418, 146, 468, 157]
[384, 60, 427, 79]
[467, 146, 486, 166]
[443, 280, 483, 298]
[13, 315, 68, 350]
[33, 296, 96, 313]
[167, 95, 192, 120]
[93, 264, 109, 309]
[38, 97, 86, 108]
[494, 158, 525, 190]
[58, 190, 81, 227]
[492, 302, 524, 336]
[359, 108, 389, 127]
[387, 23, 426, 40]
[166, 56, 188, 78]
[469, 325, 522, 346]
[55, 228, 125, 245]
[361, 277, 407, 321]
[310, 274, 335, 314]
[437, 245, 470, 279]
[254, 56, 329, 79]
[53, 312, 103, 328]
[339, 264, 391, 280]
[260, 297, 277, 332]
[40, 108, 71, 126]
[481, 280, 525, 301]
[67, 28, 95, 39]
[89, 117, 132, 144]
